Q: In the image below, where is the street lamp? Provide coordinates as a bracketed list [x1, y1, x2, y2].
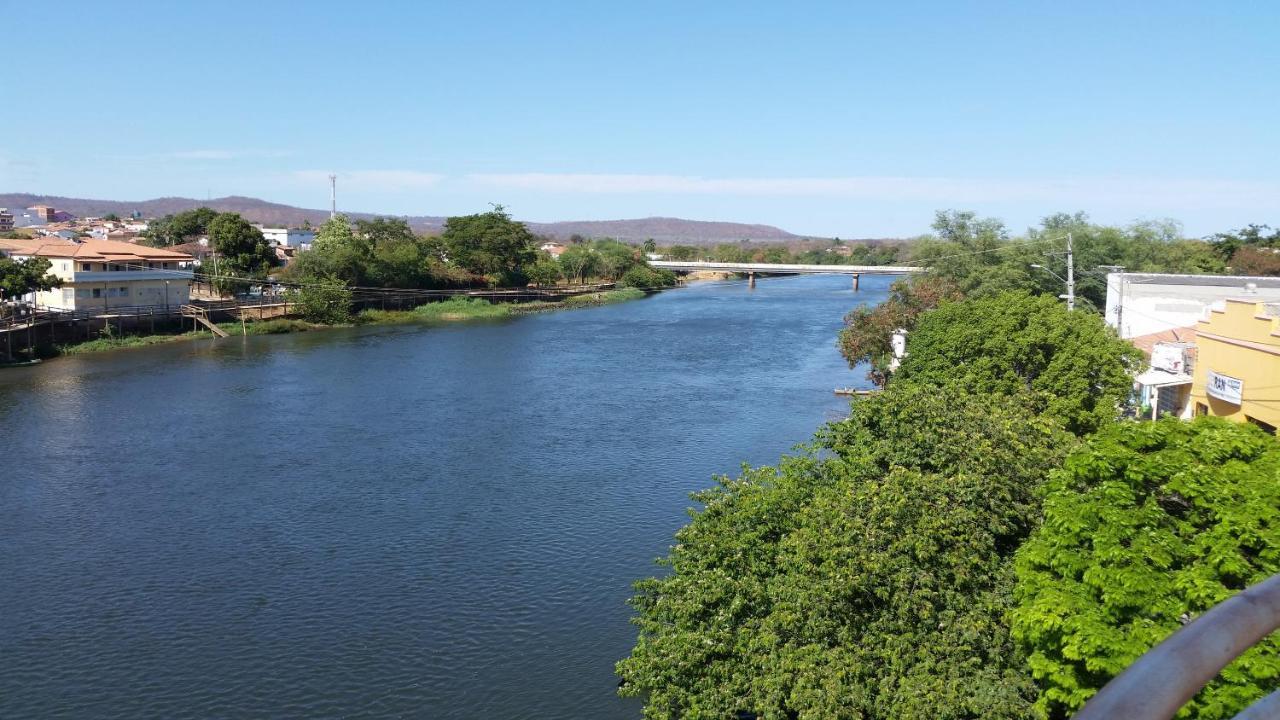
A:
[1029, 232, 1076, 311]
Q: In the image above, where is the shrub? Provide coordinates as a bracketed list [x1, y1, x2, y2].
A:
[294, 281, 353, 324]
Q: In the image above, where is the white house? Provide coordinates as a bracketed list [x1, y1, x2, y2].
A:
[258, 226, 317, 249]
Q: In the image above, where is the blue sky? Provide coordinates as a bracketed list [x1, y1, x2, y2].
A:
[4, 1, 1278, 237]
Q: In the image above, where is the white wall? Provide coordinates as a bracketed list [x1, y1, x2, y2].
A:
[1105, 273, 1280, 338]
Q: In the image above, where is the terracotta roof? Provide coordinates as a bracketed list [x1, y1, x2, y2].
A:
[0, 237, 193, 262]
[1129, 326, 1197, 358]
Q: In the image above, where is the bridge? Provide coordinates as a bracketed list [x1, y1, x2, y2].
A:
[649, 260, 923, 289]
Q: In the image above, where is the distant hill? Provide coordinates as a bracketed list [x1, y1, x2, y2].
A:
[0, 193, 804, 245]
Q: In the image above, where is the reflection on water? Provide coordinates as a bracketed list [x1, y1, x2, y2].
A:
[0, 274, 890, 719]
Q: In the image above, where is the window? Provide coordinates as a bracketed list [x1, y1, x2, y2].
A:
[1195, 402, 1209, 417]
[1246, 416, 1278, 436]
[119, 287, 129, 297]
[75, 289, 89, 299]
[92, 288, 101, 298]
[81, 263, 91, 271]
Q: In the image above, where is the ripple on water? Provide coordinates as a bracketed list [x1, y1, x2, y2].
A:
[0, 274, 890, 719]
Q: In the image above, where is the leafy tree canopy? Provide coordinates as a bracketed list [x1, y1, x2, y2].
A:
[206, 212, 277, 293]
[1013, 418, 1280, 719]
[619, 384, 1070, 720]
[144, 206, 218, 247]
[894, 292, 1144, 434]
[439, 205, 536, 279]
[0, 256, 60, 300]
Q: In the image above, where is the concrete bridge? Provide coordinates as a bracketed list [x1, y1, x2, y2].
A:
[649, 260, 923, 288]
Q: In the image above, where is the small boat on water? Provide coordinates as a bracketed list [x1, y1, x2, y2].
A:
[0, 358, 42, 368]
[834, 387, 878, 396]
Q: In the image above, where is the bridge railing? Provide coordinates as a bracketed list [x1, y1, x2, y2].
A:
[648, 260, 923, 274]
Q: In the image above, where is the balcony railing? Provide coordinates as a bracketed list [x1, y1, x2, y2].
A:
[1074, 573, 1280, 720]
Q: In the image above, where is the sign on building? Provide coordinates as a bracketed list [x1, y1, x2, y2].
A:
[1207, 370, 1244, 405]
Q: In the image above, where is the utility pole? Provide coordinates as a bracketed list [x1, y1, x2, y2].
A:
[1066, 232, 1075, 311]
[329, 174, 337, 219]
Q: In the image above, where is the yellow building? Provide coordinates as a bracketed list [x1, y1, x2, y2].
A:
[0, 236, 194, 311]
[1190, 298, 1280, 435]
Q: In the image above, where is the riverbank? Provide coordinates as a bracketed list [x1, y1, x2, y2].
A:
[43, 289, 655, 357]
[54, 319, 318, 355]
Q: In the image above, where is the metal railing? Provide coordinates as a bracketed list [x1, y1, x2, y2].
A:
[1075, 573, 1280, 720]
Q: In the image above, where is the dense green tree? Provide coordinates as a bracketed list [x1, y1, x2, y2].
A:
[1208, 223, 1280, 261]
[0, 256, 60, 301]
[101, 212, 120, 222]
[205, 212, 277, 293]
[592, 239, 642, 280]
[526, 256, 563, 286]
[144, 206, 219, 247]
[642, 238, 657, 255]
[559, 244, 598, 284]
[292, 214, 369, 285]
[439, 205, 536, 281]
[1013, 418, 1280, 719]
[665, 245, 701, 261]
[894, 292, 1144, 434]
[619, 385, 1069, 719]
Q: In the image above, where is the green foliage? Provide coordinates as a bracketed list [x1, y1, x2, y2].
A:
[895, 292, 1144, 435]
[1208, 223, 1280, 262]
[619, 385, 1070, 719]
[205, 212, 277, 293]
[837, 276, 960, 385]
[1012, 418, 1280, 719]
[617, 265, 677, 289]
[410, 296, 510, 321]
[144, 206, 218, 247]
[101, 212, 120, 222]
[562, 288, 645, 306]
[526, 256, 564, 286]
[294, 280, 353, 324]
[0, 256, 60, 299]
[439, 205, 536, 279]
[558, 243, 598, 283]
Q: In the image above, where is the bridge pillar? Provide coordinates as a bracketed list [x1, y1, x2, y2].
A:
[748, 272, 756, 289]
[853, 273, 860, 291]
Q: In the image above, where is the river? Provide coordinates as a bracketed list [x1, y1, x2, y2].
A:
[0, 273, 891, 718]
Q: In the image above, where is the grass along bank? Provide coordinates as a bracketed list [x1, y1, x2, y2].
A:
[359, 288, 650, 324]
[51, 288, 658, 356]
[54, 319, 319, 355]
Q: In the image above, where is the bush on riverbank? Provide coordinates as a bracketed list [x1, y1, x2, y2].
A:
[562, 288, 646, 306]
[359, 296, 513, 325]
[617, 265, 678, 289]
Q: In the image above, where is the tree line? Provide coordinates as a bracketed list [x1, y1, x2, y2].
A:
[618, 209, 1280, 719]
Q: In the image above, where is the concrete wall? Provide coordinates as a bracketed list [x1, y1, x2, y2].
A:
[1189, 299, 1280, 433]
[34, 279, 192, 311]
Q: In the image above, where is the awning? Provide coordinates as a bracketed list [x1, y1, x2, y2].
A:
[1135, 369, 1193, 388]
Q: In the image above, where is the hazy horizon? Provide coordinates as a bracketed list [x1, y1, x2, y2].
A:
[5, 1, 1278, 238]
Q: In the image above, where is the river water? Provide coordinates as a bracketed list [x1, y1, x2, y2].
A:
[0, 273, 891, 719]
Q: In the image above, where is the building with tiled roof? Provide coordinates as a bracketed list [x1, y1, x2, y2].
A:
[0, 237, 194, 311]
